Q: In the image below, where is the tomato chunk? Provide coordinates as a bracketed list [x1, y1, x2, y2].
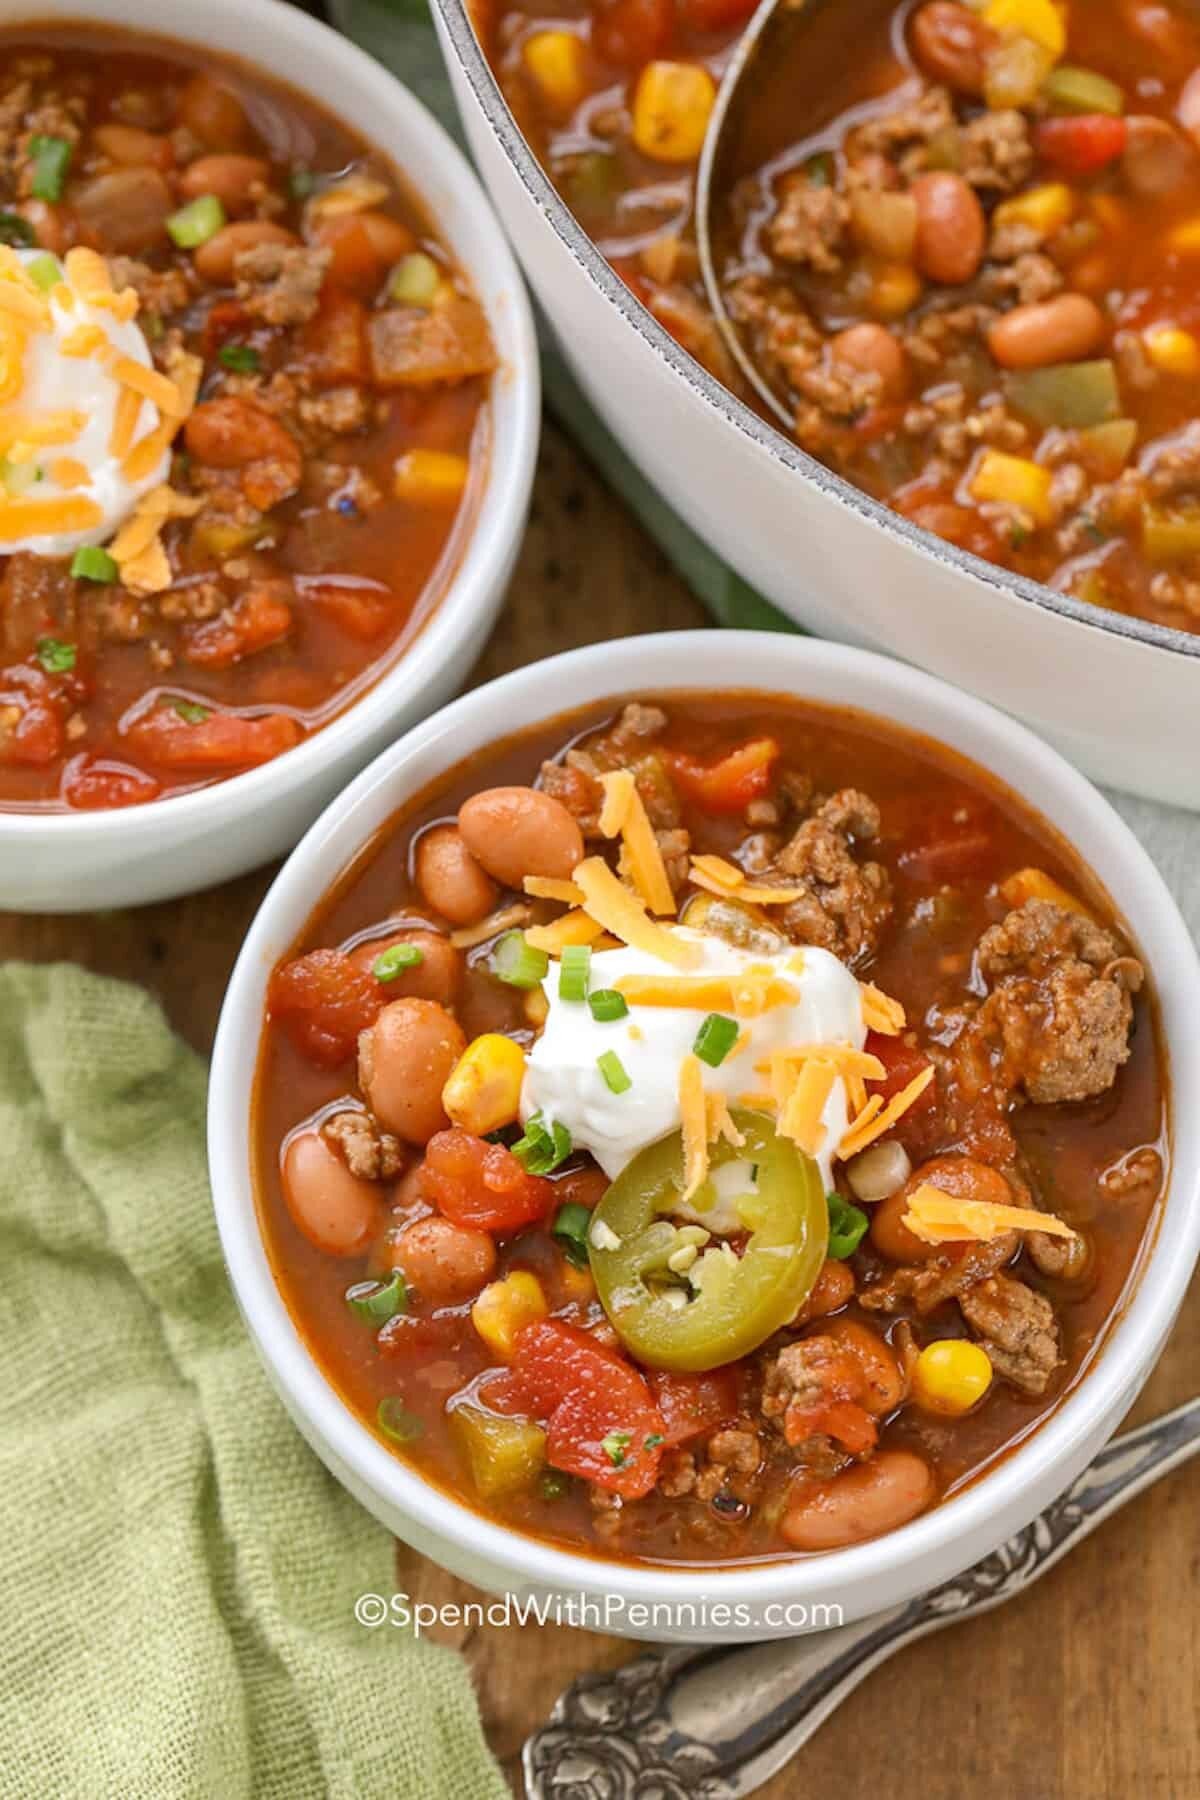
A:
[123, 705, 301, 770]
[0, 689, 62, 765]
[678, 0, 759, 26]
[298, 285, 369, 383]
[668, 737, 779, 814]
[183, 584, 293, 670]
[1034, 114, 1128, 177]
[268, 946, 385, 1065]
[865, 1030, 937, 1115]
[591, 0, 673, 65]
[513, 1319, 665, 1498]
[61, 755, 162, 810]
[307, 579, 397, 642]
[896, 810, 998, 883]
[649, 1368, 740, 1448]
[421, 1129, 555, 1232]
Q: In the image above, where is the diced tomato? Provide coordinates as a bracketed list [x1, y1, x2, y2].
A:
[678, 0, 758, 27]
[649, 1368, 740, 1448]
[1034, 114, 1128, 178]
[513, 1319, 665, 1498]
[267, 946, 385, 1065]
[853, 402, 907, 444]
[377, 1309, 469, 1360]
[310, 219, 389, 300]
[896, 805, 998, 884]
[0, 690, 62, 765]
[865, 1030, 937, 1116]
[297, 286, 368, 384]
[421, 1129, 556, 1233]
[894, 484, 1005, 562]
[202, 298, 252, 356]
[307, 579, 396, 642]
[591, 0, 673, 66]
[668, 737, 779, 814]
[183, 584, 293, 670]
[123, 705, 301, 770]
[60, 755, 161, 810]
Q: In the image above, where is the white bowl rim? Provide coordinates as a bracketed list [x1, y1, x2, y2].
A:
[209, 628, 1200, 1609]
[0, 0, 540, 843]
[431, 0, 1200, 669]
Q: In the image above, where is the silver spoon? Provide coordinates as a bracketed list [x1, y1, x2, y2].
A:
[523, 1395, 1200, 1797]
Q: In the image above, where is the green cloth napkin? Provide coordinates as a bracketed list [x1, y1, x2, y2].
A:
[0, 962, 508, 1800]
[332, 0, 793, 632]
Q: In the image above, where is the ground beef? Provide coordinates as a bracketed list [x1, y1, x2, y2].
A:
[0, 552, 75, 659]
[539, 703, 684, 837]
[1101, 1145, 1164, 1197]
[959, 109, 1035, 193]
[902, 302, 997, 370]
[860, 1230, 1018, 1316]
[978, 252, 1065, 307]
[1141, 423, 1200, 500]
[772, 788, 892, 964]
[959, 1273, 1062, 1395]
[644, 281, 738, 385]
[611, 702, 668, 744]
[298, 386, 370, 435]
[658, 1426, 763, 1503]
[1026, 1230, 1086, 1279]
[849, 84, 956, 166]
[157, 580, 226, 623]
[234, 242, 330, 326]
[726, 274, 823, 398]
[766, 173, 850, 272]
[108, 255, 192, 317]
[906, 392, 1029, 465]
[322, 1110, 406, 1181]
[962, 899, 1143, 1105]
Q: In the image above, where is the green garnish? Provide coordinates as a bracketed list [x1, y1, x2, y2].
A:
[601, 1429, 631, 1468]
[35, 636, 75, 674]
[826, 1190, 869, 1260]
[376, 1396, 424, 1443]
[558, 942, 591, 1002]
[540, 1470, 569, 1500]
[171, 699, 212, 724]
[693, 1013, 738, 1068]
[289, 167, 316, 200]
[166, 193, 226, 248]
[490, 929, 549, 990]
[588, 988, 628, 1023]
[388, 252, 440, 308]
[345, 1271, 408, 1324]
[551, 1200, 592, 1268]
[0, 211, 35, 247]
[512, 1110, 572, 1175]
[372, 943, 424, 982]
[804, 150, 835, 187]
[27, 253, 61, 292]
[597, 1049, 631, 1095]
[218, 343, 261, 373]
[643, 1432, 664, 1451]
[70, 546, 119, 583]
[29, 135, 72, 202]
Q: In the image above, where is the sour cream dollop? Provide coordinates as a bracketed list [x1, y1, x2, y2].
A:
[521, 928, 867, 1207]
[0, 247, 169, 555]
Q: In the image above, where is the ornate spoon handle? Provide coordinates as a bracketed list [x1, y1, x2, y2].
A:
[524, 1397, 1200, 1799]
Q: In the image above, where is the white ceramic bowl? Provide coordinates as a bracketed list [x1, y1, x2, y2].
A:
[430, 0, 1200, 811]
[209, 630, 1200, 1643]
[0, 0, 538, 913]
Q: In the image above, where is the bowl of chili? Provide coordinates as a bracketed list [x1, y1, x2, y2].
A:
[0, 0, 538, 909]
[430, 0, 1200, 807]
[209, 629, 1200, 1639]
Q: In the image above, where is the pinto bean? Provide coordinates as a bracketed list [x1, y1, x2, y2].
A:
[907, 1, 997, 96]
[93, 122, 174, 169]
[793, 1256, 856, 1323]
[1122, 114, 1199, 197]
[873, 1153, 1014, 1263]
[830, 322, 908, 400]
[912, 171, 986, 286]
[179, 153, 270, 214]
[457, 786, 585, 888]
[414, 824, 499, 926]
[282, 1128, 383, 1256]
[358, 998, 466, 1144]
[184, 396, 302, 511]
[552, 1164, 612, 1212]
[823, 1317, 905, 1414]
[356, 210, 418, 262]
[871, 1188, 939, 1263]
[72, 168, 172, 253]
[348, 928, 463, 1005]
[388, 1215, 497, 1303]
[193, 218, 297, 283]
[987, 294, 1105, 369]
[178, 73, 249, 149]
[781, 1450, 935, 1551]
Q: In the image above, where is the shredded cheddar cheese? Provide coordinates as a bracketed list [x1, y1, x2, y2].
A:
[778, 1058, 837, 1157]
[110, 354, 181, 415]
[522, 875, 585, 904]
[837, 1066, 933, 1158]
[0, 411, 85, 451]
[61, 323, 105, 358]
[49, 457, 89, 488]
[119, 536, 172, 596]
[706, 1091, 745, 1149]
[860, 982, 906, 1035]
[687, 856, 809, 906]
[679, 1053, 708, 1200]
[597, 769, 634, 838]
[902, 1182, 1076, 1247]
[613, 970, 798, 1015]
[571, 856, 699, 968]
[524, 909, 606, 954]
[618, 796, 676, 917]
[0, 494, 104, 539]
[753, 1043, 885, 1081]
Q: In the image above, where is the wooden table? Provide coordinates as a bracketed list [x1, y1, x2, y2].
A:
[6, 420, 1197, 1798]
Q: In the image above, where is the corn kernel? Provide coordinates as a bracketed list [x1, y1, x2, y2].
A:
[522, 30, 586, 115]
[1166, 218, 1200, 254]
[471, 1271, 548, 1362]
[1000, 866, 1092, 918]
[983, 0, 1065, 57]
[970, 449, 1054, 524]
[632, 62, 715, 165]
[913, 1340, 993, 1417]
[867, 261, 923, 320]
[1144, 324, 1200, 377]
[393, 449, 470, 507]
[523, 987, 550, 1028]
[994, 181, 1074, 238]
[442, 1032, 526, 1135]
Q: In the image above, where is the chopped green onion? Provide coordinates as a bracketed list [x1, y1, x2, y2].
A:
[388, 251, 441, 307]
[601, 1429, 631, 1467]
[0, 211, 35, 247]
[35, 636, 75, 674]
[27, 253, 61, 291]
[0, 456, 39, 495]
[1041, 65, 1124, 116]
[804, 150, 835, 187]
[166, 193, 226, 249]
[376, 1396, 424, 1443]
[29, 135, 72, 202]
[826, 1191, 869, 1260]
[558, 942, 592, 1002]
[70, 545, 119, 583]
[597, 1049, 631, 1095]
[643, 1432, 663, 1451]
[289, 167, 316, 200]
[552, 1200, 592, 1267]
[512, 1110, 572, 1175]
[345, 1270, 408, 1324]
[372, 942, 424, 982]
[693, 1013, 738, 1068]
[171, 698, 212, 724]
[540, 1470, 569, 1500]
[588, 988, 628, 1023]
[490, 929, 549, 990]
[218, 342, 261, 372]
